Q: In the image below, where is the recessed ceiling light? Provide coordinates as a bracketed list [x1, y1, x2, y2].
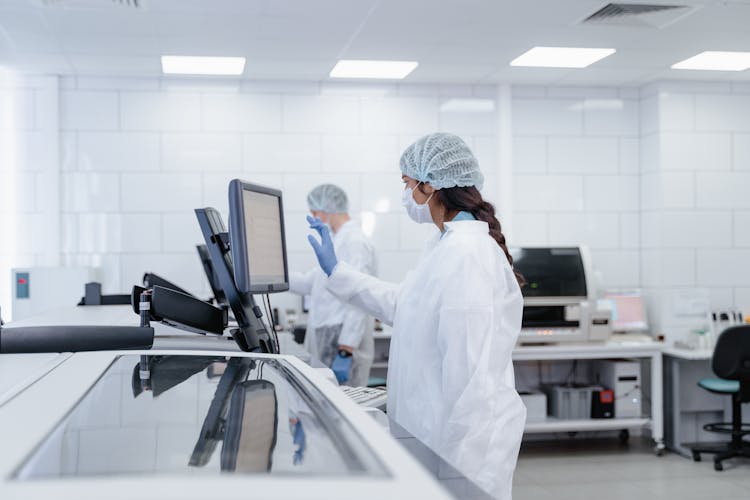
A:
[329, 60, 418, 79]
[510, 47, 616, 68]
[161, 56, 246, 76]
[440, 98, 496, 113]
[672, 51, 750, 71]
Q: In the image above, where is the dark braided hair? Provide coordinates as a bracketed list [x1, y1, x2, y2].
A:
[418, 184, 526, 287]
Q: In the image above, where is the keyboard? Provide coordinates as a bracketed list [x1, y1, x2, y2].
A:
[340, 386, 388, 409]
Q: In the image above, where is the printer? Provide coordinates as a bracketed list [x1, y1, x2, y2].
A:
[511, 247, 611, 344]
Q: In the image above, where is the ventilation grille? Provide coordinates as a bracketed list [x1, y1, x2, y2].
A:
[34, 0, 145, 9]
[582, 3, 696, 28]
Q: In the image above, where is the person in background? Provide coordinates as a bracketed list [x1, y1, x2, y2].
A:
[305, 133, 526, 500]
[289, 184, 377, 387]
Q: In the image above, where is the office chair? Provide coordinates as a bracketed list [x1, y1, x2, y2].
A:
[688, 325, 750, 471]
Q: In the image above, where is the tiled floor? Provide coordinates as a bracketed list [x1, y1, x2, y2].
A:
[513, 439, 750, 500]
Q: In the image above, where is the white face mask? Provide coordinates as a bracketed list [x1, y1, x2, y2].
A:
[402, 184, 434, 224]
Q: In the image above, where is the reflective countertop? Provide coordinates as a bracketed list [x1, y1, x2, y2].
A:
[15, 354, 385, 480]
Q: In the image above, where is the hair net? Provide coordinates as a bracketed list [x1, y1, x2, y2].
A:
[306, 183, 349, 213]
[399, 132, 484, 190]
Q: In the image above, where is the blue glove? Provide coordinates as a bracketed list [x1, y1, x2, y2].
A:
[292, 420, 305, 465]
[331, 353, 353, 384]
[306, 215, 338, 276]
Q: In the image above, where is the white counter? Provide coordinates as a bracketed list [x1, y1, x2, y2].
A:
[0, 350, 454, 500]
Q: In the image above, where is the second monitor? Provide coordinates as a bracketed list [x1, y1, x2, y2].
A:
[228, 179, 289, 294]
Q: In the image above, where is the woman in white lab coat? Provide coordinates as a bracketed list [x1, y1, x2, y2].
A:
[306, 133, 527, 500]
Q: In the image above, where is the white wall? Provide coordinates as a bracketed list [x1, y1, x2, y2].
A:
[56, 77, 504, 316]
[640, 81, 750, 340]
[5, 75, 749, 336]
[0, 73, 59, 320]
[510, 86, 641, 291]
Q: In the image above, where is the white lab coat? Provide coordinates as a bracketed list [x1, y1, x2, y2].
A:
[289, 220, 376, 387]
[325, 220, 526, 500]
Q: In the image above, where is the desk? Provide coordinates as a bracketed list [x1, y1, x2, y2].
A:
[371, 332, 665, 453]
[0, 350, 454, 500]
[662, 347, 730, 458]
[513, 340, 665, 454]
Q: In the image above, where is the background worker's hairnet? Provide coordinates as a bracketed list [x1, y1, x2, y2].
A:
[306, 184, 349, 213]
[399, 132, 484, 190]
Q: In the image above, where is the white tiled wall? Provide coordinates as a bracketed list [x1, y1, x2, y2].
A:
[511, 86, 641, 291]
[57, 77, 503, 312]
[6, 75, 749, 334]
[640, 82, 750, 340]
[0, 74, 59, 319]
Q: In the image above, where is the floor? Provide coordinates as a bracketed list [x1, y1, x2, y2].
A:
[513, 438, 750, 500]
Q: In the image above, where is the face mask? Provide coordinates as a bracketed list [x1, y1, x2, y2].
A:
[402, 184, 434, 224]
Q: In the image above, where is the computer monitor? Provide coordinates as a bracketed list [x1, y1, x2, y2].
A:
[196, 244, 227, 305]
[604, 290, 648, 333]
[510, 247, 589, 299]
[228, 180, 289, 294]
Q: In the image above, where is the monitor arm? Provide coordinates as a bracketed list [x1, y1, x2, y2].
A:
[209, 229, 277, 354]
[132, 285, 227, 337]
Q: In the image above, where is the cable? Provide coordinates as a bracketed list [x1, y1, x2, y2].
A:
[263, 293, 280, 353]
[564, 360, 578, 385]
[261, 294, 273, 341]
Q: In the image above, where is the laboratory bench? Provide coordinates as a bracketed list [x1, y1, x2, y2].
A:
[371, 328, 666, 453]
[0, 349, 457, 500]
[662, 346, 746, 458]
[13, 307, 739, 463]
[0, 308, 493, 499]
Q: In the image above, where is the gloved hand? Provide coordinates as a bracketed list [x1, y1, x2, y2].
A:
[291, 420, 306, 465]
[331, 353, 353, 384]
[306, 215, 338, 276]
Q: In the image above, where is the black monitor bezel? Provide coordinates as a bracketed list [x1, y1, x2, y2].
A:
[196, 244, 227, 305]
[228, 179, 290, 294]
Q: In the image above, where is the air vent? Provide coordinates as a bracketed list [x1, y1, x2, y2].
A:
[34, 0, 145, 9]
[582, 3, 697, 28]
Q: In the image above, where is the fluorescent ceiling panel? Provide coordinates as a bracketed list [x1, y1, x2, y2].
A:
[440, 98, 496, 113]
[510, 47, 616, 68]
[329, 59, 418, 79]
[671, 51, 750, 71]
[161, 56, 246, 75]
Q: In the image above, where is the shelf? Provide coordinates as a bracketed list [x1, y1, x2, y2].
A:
[513, 341, 661, 361]
[524, 417, 650, 433]
[371, 361, 389, 369]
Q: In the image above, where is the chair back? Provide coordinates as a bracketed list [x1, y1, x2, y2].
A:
[712, 325, 750, 401]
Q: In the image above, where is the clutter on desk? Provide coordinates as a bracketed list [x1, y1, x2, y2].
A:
[678, 308, 745, 351]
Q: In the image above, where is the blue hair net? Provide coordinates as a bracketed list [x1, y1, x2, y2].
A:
[306, 184, 349, 213]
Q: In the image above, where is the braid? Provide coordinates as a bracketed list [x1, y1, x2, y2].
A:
[435, 186, 526, 287]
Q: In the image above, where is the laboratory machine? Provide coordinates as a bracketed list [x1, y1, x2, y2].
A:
[511, 247, 612, 344]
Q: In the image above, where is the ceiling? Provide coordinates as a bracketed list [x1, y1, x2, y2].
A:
[1, 0, 749, 86]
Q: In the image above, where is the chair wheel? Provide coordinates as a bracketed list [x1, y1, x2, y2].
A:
[692, 451, 701, 462]
[714, 461, 723, 471]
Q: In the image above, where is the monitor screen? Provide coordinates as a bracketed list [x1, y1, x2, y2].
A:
[510, 247, 587, 298]
[604, 291, 648, 332]
[229, 180, 289, 294]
